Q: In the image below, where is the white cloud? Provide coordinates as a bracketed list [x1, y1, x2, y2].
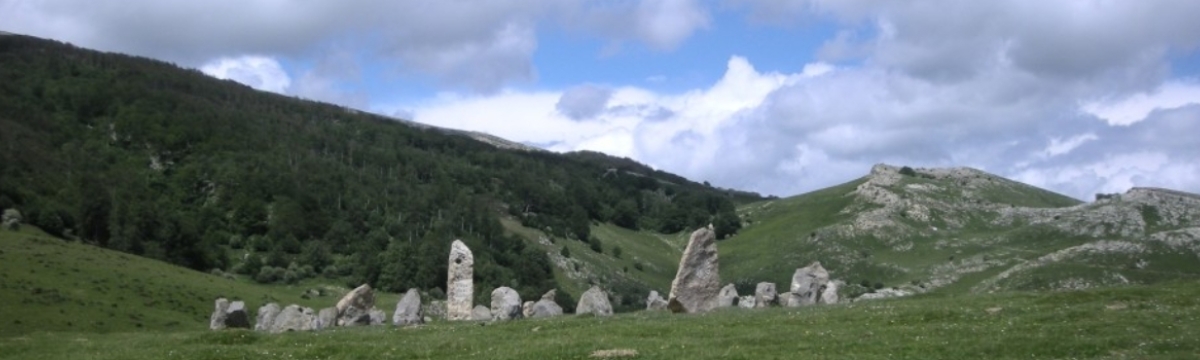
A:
[199, 56, 291, 93]
[1042, 133, 1099, 159]
[1081, 81, 1200, 126]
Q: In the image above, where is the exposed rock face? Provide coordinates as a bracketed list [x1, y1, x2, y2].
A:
[424, 300, 447, 320]
[754, 282, 777, 308]
[471, 305, 492, 321]
[270, 305, 318, 333]
[490, 287, 523, 321]
[576, 286, 613, 317]
[821, 281, 840, 304]
[645, 291, 668, 311]
[392, 288, 424, 326]
[315, 307, 338, 330]
[738, 295, 757, 309]
[790, 261, 830, 306]
[336, 284, 376, 326]
[446, 240, 475, 321]
[254, 303, 281, 332]
[209, 298, 250, 330]
[717, 283, 738, 308]
[667, 226, 721, 313]
[529, 289, 563, 318]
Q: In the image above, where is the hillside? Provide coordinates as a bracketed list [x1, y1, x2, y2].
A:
[724, 164, 1200, 299]
[0, 33, 763, 305]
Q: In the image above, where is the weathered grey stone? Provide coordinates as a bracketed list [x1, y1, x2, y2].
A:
[821, 281, 840, 304]
[393, 288, 424, 326]
[1, 208, 20, 231]
[754, 282, 777, 308]
[254, 303, 281, 332]
[447, 240, 475, 321]
[490, 287, 523, 321]
[336, 284, 376, 326]
[315, 307, 338, 330]
[667, 226, 721, 313]
[717, 283, 738, 308]
[738, 295, 757, 309]
[270, 304, 318, 333]
[528, 289, 562, 318]
[646, 290, 668, 311]
[368, 308, 386, 325]
[424, 300, 447, 320]
[522, 301, 535, 318]
[778, 292, 799, 307]
[576, 286, 613, 317]
[209, 298, 249, 330]
[790, 261, 830, 306]
[471, 305, 492, 321]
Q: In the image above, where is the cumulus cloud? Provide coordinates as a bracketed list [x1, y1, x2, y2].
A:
[1081, 81, 1200, 126]
[199, 56, 291, 93]
[556, 84, 614, 120]
[567, 0, 710, 51]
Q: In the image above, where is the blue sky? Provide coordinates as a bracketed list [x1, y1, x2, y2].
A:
[4, 0, 1200, 199]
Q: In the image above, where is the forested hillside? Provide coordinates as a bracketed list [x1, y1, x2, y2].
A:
[0, 34, 761, 301]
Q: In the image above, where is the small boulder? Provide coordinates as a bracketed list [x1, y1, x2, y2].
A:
[790, 261, 830, 306]
[254, 303, 282, 332]
[755, 282, 777, 308]
[778, 292, 800, 307]
[368, 308, 386, 325]
[820, 281, 840, 304]
[270, 304, 318, 333]
[336, 284, 376, 326]
[490, 287, 523, 321]
[529, 289, 563, 318]
[738, 295, 757, 309]
[522, 301, 535, 318]
[393, 288, 424, 326]
[471, 305, 492, 321]
[646, 291, 668, 311]
[424, 300, 447, 320]
[315, 307, 338, 330]
[210, 298, 250, 330]
[1, 209, 21, 231]
[717, 283, 738, 308]
[576, 286, 613, 317]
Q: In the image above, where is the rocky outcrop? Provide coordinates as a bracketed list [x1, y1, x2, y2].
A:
[738, 295, 757, 309]
[576, 286, 613, 317]
[254, 303, 281, 332]
[447, 240, 475, 321]
[754, 282, 777, 308]
[646, 291, 668, 311]
[667, 226, 721, 313]
[336, 284, 376, 326]
[209, 298, 249, 330]
[717, 283, 738, 308]
[392, 288, 424, 326]
[529, 289, 563, 318]
[790, 262, 830, 306]
[269, 305, 318, 333]
[315, 307, 338, 330]
[490, 287, 523, 321]
[471, 305, 492, 321]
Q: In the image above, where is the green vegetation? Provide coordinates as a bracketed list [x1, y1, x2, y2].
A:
[0, 34, 760, 301]
[2, 280, 1198, 359]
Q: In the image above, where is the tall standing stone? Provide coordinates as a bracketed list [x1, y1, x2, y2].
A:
[790, 261, 830, 306]
[393, 288, 424, 326]
[717, 283, 738, 308]
[490, 287, 523, 321]
[336, 284, 376, 326]
[754, 282, 777, 308]
[667, 226, 720, 313]
[576, 286, 613, 317]
[446, 240, 474, 321]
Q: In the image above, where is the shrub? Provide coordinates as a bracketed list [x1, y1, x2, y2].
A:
[588, 236, 603, 253]
[560, 246, 571, 258]
[899, 166, 917, 177]
[612, 245, 623, 259]
[633, 262, 644, 272]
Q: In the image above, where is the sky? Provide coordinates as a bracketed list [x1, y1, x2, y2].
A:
[4, 0, 1200, 200]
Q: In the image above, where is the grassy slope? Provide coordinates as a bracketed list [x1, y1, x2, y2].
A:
[0, 227, 398, 337]
[3, 281, 1198, 359]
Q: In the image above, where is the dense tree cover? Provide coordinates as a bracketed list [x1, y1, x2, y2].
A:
[0, 35, 761, 298]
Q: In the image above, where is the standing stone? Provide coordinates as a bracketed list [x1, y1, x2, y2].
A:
[210, 298, 250, 330]
[393, 288, 424, 326]
[717, 284, 738, 308]
[667, 226, 721, 313]
[530, 289, 563, 318]
[755, 282, 777, 308]
[254, 303, 281, 332]
[646, 291, 668, 311]
[490, 287, 523, 321]
[820, 281, 840, 304]
[471, 305, 492, 321]
[315, 307, 338, 330]
[791, 261, 830, 306]
[738, 295, 757, 309]
[446, 240, 475, 321]
[576, 286, 613, 317]
[336, 284, 376, 326]
[778, 292, 800, 307]
[523, 301, 535, 318]
[270, 305, 318, 333]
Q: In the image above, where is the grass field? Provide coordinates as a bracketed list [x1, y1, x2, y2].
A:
[2, 281, 1197, 359]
